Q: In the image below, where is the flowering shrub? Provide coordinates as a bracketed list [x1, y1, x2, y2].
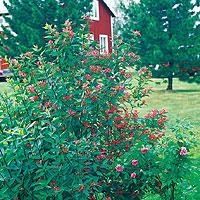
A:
[0, 21, 196, 200]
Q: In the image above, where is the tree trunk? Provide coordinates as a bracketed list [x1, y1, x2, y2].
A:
[170, 181, 175, 200]
[167, 75, 173, 90]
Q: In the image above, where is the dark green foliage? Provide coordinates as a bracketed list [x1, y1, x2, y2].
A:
[120, 0, 200, 89]
[0, 0, 92, 57]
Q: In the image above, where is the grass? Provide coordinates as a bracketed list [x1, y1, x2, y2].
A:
[140, 78, 200, 129]
[0, 82, 12, 94]
[0, 79, 199, 199]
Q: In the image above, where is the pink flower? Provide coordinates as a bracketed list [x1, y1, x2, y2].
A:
[78, 184, 85, 192]
[83, 15, 91, 20]
[128, 52, 135, 56]
[68, 110, 76, 116]
[141, 147, 149, 154]
[50, 182, 56, 186]
[90, 65, 97, 73]
[116, 164, 124, 172]
[160, 109, 167, 115]
[18, 71, 27, 77]
[82, 109, 87, 114]
[63, 95, 71, 100]
[131, 160, 138, 166]
[133, 30, 141, 37]
[131, 172, 137, 178]
[139, 66, 148, 74]
[149, 134, 156, 141]
[180, 147, 188, 156]
[90, 50, 99, 57]
[53, 187, 60, 191]
[84, 168, 90, 172]
[29, 96, 39, 101]
[45, 102, 52, 108]
[85, 74, 93, 80]
[68, 31, 74, 39]
[84, 122, 90, 128]
[104, 68, 111, 73]
[125, 73, 132, 78]
[115, 121, 127, 129]
[28, 85, 35, 93]
[120, 70, 125, 75]
[48, 40, 54, 44]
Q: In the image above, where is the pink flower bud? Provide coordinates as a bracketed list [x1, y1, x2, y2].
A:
[28, 85, 35, 93]
[131, 172, 137, 178]
[141, 147, 149, 154]
[180, 147, 188, 156]
[131, 160, 138, 166]
[104, 68, 111, 73]
[115, 164, 124, 172]
[68, 110, 76, 116]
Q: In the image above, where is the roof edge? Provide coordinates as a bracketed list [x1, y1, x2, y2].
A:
[99, 0, 116, 17]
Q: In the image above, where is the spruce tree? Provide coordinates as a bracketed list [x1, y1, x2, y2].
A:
[120, 0, 200, 90]
[0, 0, 92, 58]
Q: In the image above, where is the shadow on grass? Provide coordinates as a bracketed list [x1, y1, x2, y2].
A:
[153, 89, 200, 93]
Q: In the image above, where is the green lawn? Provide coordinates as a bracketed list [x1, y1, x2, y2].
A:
[0, 79, 199, 199]
[140, 78, 200, 129]
[0, 82, 12, 94]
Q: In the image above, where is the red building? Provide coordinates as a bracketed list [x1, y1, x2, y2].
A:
[89, 0, 115, 53]
[0, 0, 115, 72]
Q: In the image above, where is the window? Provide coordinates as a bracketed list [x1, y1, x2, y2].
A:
[99, 35, 108, 53]
[91, 0, 99, 21]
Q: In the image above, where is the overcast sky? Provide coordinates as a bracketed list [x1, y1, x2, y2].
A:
[0, 0, 8, 13]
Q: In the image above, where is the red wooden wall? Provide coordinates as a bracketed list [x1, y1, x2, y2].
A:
[0, 58, 9, 70]
[89, 1, 113, 53]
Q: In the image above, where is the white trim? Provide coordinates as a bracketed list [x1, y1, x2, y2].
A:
[99, 34, 108, 53]
[111, 16, 114, 50]
[91, 0, 100, 21]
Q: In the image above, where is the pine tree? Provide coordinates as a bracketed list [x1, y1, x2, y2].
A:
[56, 0, 92, 30]
[0, 0, 92, 58]
[120, 0, 200, 90]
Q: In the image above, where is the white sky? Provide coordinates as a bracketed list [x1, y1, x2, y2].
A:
[0, 0, 8, 13]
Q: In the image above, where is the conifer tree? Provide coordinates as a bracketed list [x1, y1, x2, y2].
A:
[120, 0, 200, 90]
[0, 0, 92, 58]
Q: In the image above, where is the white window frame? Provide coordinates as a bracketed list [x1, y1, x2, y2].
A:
[111, 16, 114, 50]
[99, 34, 109, 54]
[91, 0, 100, 21]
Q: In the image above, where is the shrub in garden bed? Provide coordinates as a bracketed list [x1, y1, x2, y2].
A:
[0, 21, 196, 200]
